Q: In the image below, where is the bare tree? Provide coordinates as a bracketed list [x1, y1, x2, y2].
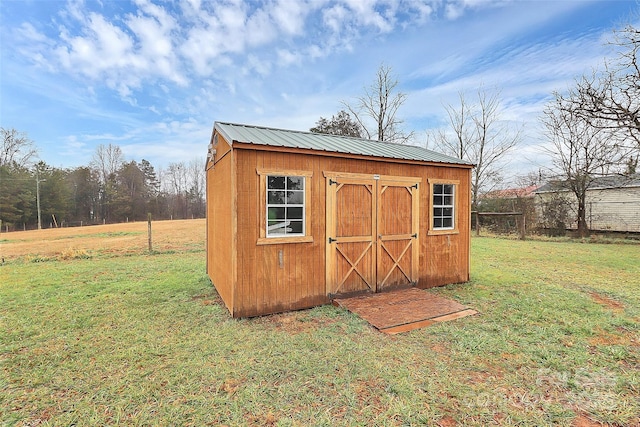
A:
[541, 92, 627, 237]
[187, 157, 206, 217]
[167, 162, 187, 195]
[90, 143, 124, 185]
[430, 88, 521, 209]
[310, 110, 363, 137]
[343, 63, 413, 143]
[567, 25, 640, 148]
[1, 127, 37, 168]
[90, 143, 124, 222]
[166, 161, 188, 218]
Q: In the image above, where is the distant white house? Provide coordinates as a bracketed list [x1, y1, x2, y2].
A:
[534, 174, 640, 233]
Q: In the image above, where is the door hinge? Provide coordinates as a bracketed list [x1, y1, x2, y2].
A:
[328, 237, 337, 243]
[329, 179, 339, 186]
[411, 183, 418, 189]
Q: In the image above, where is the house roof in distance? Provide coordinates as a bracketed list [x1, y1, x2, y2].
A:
[536, 173, 640, 193]
[483, 184, 541, 199]
[213, 121, 473, 167]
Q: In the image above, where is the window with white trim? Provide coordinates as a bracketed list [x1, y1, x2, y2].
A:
[267, 175, 305, 237]
[432, 183, 455, 230]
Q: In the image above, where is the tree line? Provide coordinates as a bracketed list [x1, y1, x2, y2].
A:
[0, 134, 205, 231]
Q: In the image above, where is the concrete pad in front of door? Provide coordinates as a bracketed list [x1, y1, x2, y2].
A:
[332, 288, 477, 334]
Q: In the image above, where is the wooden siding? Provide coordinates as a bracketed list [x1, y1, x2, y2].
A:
[206, 134, 236, 315]
[226, 147, 471, 317]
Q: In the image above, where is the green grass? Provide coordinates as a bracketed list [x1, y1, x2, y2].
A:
[1, 239, 639, 426]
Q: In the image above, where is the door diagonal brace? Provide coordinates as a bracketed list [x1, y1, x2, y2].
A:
[335, 242, 374, 292]
[379, 240, 413, 287]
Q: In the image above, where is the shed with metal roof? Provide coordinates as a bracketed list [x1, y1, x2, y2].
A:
[206, 121, 474, 317]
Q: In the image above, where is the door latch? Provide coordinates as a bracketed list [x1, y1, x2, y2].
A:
[328, 237, 337, 243]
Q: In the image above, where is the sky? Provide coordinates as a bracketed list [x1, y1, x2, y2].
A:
[1, 0, 639, 182]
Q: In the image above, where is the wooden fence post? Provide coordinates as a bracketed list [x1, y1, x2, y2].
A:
[148, 213, 153, 253]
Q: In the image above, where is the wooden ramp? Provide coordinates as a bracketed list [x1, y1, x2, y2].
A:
[333, 288, 477, 334]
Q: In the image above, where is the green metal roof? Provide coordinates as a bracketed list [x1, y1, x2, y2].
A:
[214, 121, 473, 167]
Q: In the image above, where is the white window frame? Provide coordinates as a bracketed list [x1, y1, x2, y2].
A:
[428, 179, 460, 235]
[256, 169, 313, 245]
[266, 175, 306, 238]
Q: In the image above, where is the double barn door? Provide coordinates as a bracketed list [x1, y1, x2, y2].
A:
[325, 172, 420, 297]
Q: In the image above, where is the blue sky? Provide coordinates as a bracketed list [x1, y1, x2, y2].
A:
[1, 0, 638, 180]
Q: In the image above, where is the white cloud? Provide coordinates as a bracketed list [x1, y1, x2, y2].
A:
[17, 22, 48, 43]
[242, 54, 272, 76]
[269, 0, 310, 35]
[125, 7, 186, 85]
[343, 0, 395, 32]
[277, 49, 301, 66]
[56, 12, 133, 74]
[406, 2, 434, 24]
[15, 0, 450, 102]
[15, 23, 57, 71]
[444, 3, 464, 20]
[323, 4, 348, 33]
[180, 1, 251, 75]
[245, 9, 278, 46]
[443, 0, 512, 20]
[49, 1, 186, 95]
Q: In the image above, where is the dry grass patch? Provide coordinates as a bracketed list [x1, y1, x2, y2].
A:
[589, 292, 625, 312]
[0, 218, 204, 260]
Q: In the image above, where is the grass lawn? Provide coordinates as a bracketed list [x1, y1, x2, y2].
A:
[1, 222, 638, 426]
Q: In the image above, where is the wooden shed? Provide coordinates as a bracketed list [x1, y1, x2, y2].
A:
[206, 122, 474, 318]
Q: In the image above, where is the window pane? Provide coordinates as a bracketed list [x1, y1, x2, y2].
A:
[268, 191, 285, 204]
[268, 207, 285, 220]
[443, 184, 453, 195]
[443, 196, 453, 206]
[434, 218, 442, 228]
[443, 208, 453, 217]
[442, 218, 453, 228]
[289, 221, 303, 234]
[268, 220, 287, 235]
[287, 176, 304, 190]
[268, 176, 285, 189]
[287, 207, 303, 219]
[434, 195, 443, 206]
[434, 207, 443, 217]
[434, 184, 443, 194]
[286, 190, 304, 204]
